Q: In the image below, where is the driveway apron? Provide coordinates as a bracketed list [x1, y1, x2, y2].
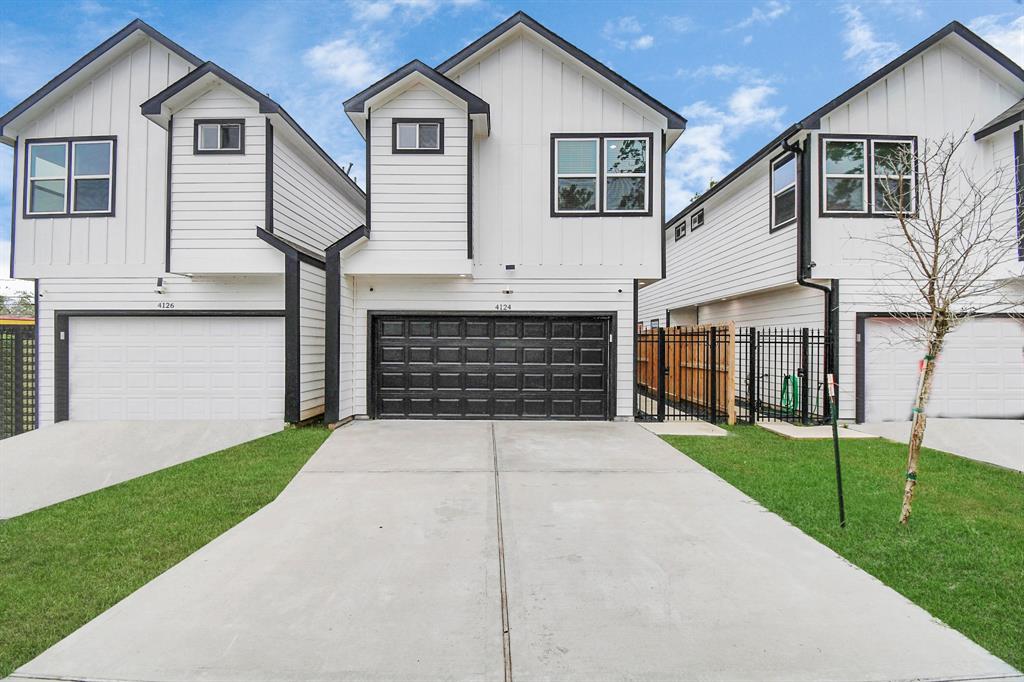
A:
[12, 420, 1019, 682]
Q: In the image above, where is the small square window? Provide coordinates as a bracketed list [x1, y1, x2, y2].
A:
[195, 120, 245, 154]
[691, 209, 704, 231]
[393, 119, 444, 153]
[674, 218, 687, 241]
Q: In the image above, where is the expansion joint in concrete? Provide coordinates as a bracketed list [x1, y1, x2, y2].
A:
[490, 422, 513, 682]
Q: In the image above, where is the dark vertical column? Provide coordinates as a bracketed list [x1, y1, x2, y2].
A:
[709, 326, 718, 423]
[13, 329, 24, 434]
[800, 327, 810, 425]
[748, 328, 758, 424]
[657, 327, 666, 423]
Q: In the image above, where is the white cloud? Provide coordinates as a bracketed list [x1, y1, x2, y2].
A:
[304, 35, 389, 89]
[733, 1, 790, 30]
[602, 16, 655, 51]
[348, 0, 481, 23]
[970, 14, 1024, 67]
[840, 5, 900, 75]
[665, 84, 786, 212]
[677, 63, 770, 84]
[666, 16, 694, 33]
[742, 35, 754, 45]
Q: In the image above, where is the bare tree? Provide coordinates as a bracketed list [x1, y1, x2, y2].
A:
[866, 128, 1021, 525]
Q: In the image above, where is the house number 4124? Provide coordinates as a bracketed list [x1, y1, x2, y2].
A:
[494, 303, 512, 311]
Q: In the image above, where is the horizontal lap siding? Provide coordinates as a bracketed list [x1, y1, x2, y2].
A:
[273, 134, 364, 252]
[348, 277, 634, 418]
[170, 85, 274, 273]
[35, 275, 285, 425]
[298, 262, 326, 420]
[13, 40, 193, 278]
[367, 84, 468, 262]
[639, 162, 796, 323]
[451, 33, 664, 280]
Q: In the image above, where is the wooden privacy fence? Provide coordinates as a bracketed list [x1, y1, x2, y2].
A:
[1, 319, 37, 439]
[635, 324, 736, 424]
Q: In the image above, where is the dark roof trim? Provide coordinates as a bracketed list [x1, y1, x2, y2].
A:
[257, 227, 326, 270]
[0, 19, 203, 137]
[343, 60, 489, 116]
[801, 21, 1024, 129]
[435, 11, 686, 131]
[143, 62, 364, 199]
[326, 225, 370, 256]
[666, 20, 1024, 228]
[664, 124, 802, 229]
[974, 98, 1024, 140]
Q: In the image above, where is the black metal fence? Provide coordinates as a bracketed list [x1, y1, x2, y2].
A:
[735, 327, 829, 424]
[1, 322, 37, 439]
[635, 324, 830, 425]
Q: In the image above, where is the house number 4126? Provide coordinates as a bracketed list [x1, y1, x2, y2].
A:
[157, 301, 175, 309]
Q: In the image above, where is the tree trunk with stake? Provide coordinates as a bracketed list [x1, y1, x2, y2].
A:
[899, 329, 945, 525]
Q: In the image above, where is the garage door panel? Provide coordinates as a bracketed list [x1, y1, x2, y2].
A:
[864, 317, 1024, 421]
[372, 314, 612, 420]
[69, 316, 285, 421]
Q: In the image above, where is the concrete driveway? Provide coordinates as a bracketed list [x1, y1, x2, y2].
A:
[11, 421, 1018, 681]
[851, 418, 1024, 472]
[0, 420, 281, 518]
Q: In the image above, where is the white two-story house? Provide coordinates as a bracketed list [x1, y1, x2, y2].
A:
[2, 20, 365, 426]
[325, 12, 685, 422]
[639, 21, 1023, 423]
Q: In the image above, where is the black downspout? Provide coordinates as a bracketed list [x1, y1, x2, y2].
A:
[789, 133, 838, 417]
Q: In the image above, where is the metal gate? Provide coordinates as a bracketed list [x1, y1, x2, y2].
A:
[635, 324, 830, 425]
[1, 321, 36, 439]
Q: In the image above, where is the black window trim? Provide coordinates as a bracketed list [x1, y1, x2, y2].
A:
[550, 131, 655, 218]
[391, 117, 445, 154]
[674, 216, 687, 241]
[23, 135, 117, 219]
[193, 118, 246, 155]
[690, 208, 704, 231]
[770, 151, 798, 232]
[818, 133, 918, 218]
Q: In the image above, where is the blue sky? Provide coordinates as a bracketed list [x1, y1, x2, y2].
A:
[1, 0, 1022, 288]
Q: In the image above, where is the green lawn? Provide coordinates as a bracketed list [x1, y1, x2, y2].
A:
[663, 425, 1024, 670]
[0, 426, 330, 678]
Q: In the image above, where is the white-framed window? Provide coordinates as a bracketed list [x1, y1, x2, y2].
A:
[604, 137, 649, 213]
[690, 208, 704, 231]
[195, 119, 244, 153]
[821, 138, 868, 214]
[674, 217, 687, 241]
[554, 137, 600, 214]
[26, 141, 68, 215]
[70, 140, 114, 214]
[770, 153, 797, 230]
[393, 119, 443, 153]
[25, 137, 116, 217]
[871, 139, 915, 213]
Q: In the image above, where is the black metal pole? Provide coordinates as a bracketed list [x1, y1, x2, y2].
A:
[748, 328, 757, 424]
[800, 327, 810, 425]
[657, 327, 666, 423]
[828, 373, 846, 528]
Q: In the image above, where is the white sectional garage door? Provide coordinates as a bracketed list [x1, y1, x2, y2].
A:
[68, 316, 285, 420]
[863, 317, 1024, 422]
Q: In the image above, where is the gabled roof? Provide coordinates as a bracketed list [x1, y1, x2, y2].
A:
[343, 60, 490, 117]
[142, 62, 364, 199]
[665, 20, 1024, 229]
[975, 98, 1024, 140]
[0, 19, 203, 141]
[435, 11, 686, 132]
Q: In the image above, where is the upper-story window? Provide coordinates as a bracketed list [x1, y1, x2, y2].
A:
[25, 137, 115, 217]
[674, 217, 687, 241]
[771, 153, 797, 231]
[690, 208, 704, 231]
[820, 135, 915, 216]
[195, 119, 244, 154]
[392, 118, 444, 154]
[552, 133, 653, 216]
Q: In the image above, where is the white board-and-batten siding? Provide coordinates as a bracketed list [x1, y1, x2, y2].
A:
[298, 261, 327, 420]
[168, 84, 276, 274]
[12, 39, 193, 279]
[272, 131, 365, 254]
[450, 33, 665, 280]
[338, 277, 635, 419]
[35, 275, 285, 425]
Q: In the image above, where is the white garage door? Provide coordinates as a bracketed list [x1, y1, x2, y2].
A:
[69, 316, 285, 420]
[864, 317, 1024, 422]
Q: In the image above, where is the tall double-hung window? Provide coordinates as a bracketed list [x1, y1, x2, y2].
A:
[25, 137, 116, 217]
[552, 133, 653, 216]
[820, 135, 915, 216]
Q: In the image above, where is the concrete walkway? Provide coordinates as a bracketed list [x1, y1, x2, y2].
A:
[0, 420, 281, 518]
[11, 421, 1019, 681]
[851, 418, 1024, 473]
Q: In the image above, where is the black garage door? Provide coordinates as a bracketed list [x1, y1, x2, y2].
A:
[371, 314, 614, 420]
